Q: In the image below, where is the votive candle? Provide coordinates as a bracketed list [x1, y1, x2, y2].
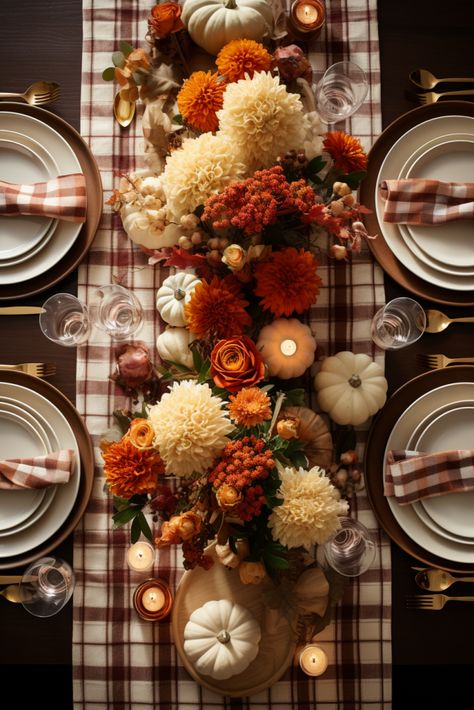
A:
[299, 644, 328, 676]
[126, 541, 155, 572]
[289, 0, 326, 37]
[133, 579, 173, 621]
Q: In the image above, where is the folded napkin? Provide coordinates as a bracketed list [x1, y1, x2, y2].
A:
[0, 173, 87, 223]
[0, 449, 75, 490]
[384, 449, 474, 505]
[379, 179, 474, 225]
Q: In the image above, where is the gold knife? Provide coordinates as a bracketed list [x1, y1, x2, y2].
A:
[0, 306, 45, 315]
[0, 575, 37, 584]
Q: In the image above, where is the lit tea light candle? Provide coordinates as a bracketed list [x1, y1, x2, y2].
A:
[141, 586, 166, 613]
[299, 644, 328, 676]
[126, 541, 155, 572]
[280, 338, 298, 356]
[289, 0, 326, 36]
[133, 579, 173, 621]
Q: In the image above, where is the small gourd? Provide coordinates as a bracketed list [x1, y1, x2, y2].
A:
[183, 599, 261, 679]
[279, 406, 333, 470]
[256, 318, 317, 379]
[156, 272, 201, 327]
[314, 351, 388, 426]
[156, 327, 196, 369]
[181, 0, 274, 56]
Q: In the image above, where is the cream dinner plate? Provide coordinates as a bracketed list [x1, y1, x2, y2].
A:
[0, 112, 83, 286]
[0, 382, 80, 558]
[375, 115, 474, 291]
[384, 381, 474, 564]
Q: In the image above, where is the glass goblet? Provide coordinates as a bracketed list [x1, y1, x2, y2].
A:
[19, 556, 75, 618]
[39, 293, 91, 347]
[321, 517, 376, 577]
[89, 284, 144, 340]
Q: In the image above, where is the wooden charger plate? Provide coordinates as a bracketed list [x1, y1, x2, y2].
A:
[172, 544, 297, 697]
[360, 100, 474, 307]
[0, 370, 94, 570]
[364, 365, 474, 573]
[0, 102, 102, 301]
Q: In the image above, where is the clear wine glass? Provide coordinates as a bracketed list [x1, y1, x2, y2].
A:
[19, 556, 75, 617]
[89, 284, 144, 340]
[321, 517, 376, 577]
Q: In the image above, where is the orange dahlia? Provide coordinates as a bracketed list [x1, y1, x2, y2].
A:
[102, 437, 164, 499]
[323, 131, 368, 174]
[254, 247, 322, 317]
[216, 39, 272, 82]
[228, 387, 272, 427]
[177, 70, 225, 133]
[185, 275, 251, 341]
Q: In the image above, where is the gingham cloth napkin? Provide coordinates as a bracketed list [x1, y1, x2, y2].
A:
[380, 178, 474, 224]
[385, 448, 474, 505]
[0, 449, 75, 490]
[0, 173, 87, 222]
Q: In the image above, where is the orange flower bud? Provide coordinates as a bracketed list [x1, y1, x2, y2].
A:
[127, 418, 155, 449]
[215, 483, 242, 510]
[239, 560, 267, 585]
[276, 417, 300, 440]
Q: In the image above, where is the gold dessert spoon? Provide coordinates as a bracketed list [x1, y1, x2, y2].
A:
[415, 568, 474, 592]
[113, 91, 136, 128]
[0, 584, 22, 603]
[409, 68, 474, 90]
[424, 308, 474, 333]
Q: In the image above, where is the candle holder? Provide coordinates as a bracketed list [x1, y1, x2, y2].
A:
[288, 0, 326, 39]
[133, 578, 173, 621]
[126, 540, 156, 572]
[299, 644, 328, 676]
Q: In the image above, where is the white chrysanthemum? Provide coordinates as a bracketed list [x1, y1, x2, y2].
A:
[147, 380, 234, 476]
[217, 71, 306, 170]
[268, 465, 349, 550]
[161, 133, 246, 219]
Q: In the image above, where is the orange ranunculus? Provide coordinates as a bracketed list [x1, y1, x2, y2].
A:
[155, 511, 202, 548]
[127, 418, 155, 450]
[148, 2, 184, 38]
[215, 483, 242, 510]
[210, 336, 265, 393]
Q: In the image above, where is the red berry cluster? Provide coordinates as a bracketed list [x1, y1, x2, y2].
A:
[182, 539, 213, 570]
[209, 436, 275, 490]
[235, 484, 266, 522]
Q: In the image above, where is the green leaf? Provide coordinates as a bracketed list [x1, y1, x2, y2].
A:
[282, 388, 306, 406]
[112, 409, 132, 435]
[112, 50, 125, 68]
[102, 67, 116, 81]
[306, 155, 327, 179]
[112, 506, 139, 526]
[192, 347, 202, 372]
[172, 114, 184, 125]
[120, 40, 135, 57]
[263, 550, 290, 570]
[165, 359, 193, 373]
[336, 170, 367, 189]
[130, 516, 142, 543]
[137, 512, 153, 542]
[334, 425, 357, 458]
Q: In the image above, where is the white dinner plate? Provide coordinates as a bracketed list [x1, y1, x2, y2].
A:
[0, 112, 83, 286]
[0, 382, 80, 558]
[384, 381, 474, 563]
[376, 115, 474, 291]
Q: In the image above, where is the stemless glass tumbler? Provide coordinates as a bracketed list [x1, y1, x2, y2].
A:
[314, 60, 369, 124]
[321, 517, 376, 577]
[371, 297, 426, 350]
[19, 556, 76, 618]
[89, 284, 144, 340]
[39, 293, 91, 347]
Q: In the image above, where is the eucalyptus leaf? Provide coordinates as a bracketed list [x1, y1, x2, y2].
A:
[102, 67, 116, 82]
[112, 50, 126, 68]
[120, 40, 135, 57]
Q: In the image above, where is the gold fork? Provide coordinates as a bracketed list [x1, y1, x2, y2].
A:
[415, 88, 474, 104]
[0, 362, 56, 377]
[406, 594, 474, 610]
[0, 81, 61, 106]
[417, 353, 474, 370]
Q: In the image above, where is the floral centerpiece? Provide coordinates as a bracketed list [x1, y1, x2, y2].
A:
[101, 1, 381, 632]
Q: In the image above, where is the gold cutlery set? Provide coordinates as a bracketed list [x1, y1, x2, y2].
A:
[409, 68, 474, 104]
[408, 567, 474, 610]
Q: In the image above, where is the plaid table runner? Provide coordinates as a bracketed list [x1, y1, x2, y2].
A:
[74, 1, 390, 707]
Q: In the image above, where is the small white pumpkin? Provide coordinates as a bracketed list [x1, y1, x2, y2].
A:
[156, 272, 201, 327]
[256, 318, 317, 379]
[156, 327, 196, 369]
[181, 0, 274, 56]
[184, 599, 261, 679]
[314, 351, 388, 426]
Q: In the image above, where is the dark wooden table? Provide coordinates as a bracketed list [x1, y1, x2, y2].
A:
[1, 0, 474, 705]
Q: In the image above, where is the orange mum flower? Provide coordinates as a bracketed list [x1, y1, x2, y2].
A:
[254, 247, 322, 317]
[102, 437, 165, 499]
[323, 131, 368, 174]
[185, 275, 251, 341]
[228, 387, 272, 427]
[177, 71, 226, 133]
[216, 39, 272, 82]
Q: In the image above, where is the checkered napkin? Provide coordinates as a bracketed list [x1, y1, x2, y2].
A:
[384, 449, 474, 505]
[0, 449, 75, 490]
[0, 173, 87, 222]
[380, 178, 474, 224]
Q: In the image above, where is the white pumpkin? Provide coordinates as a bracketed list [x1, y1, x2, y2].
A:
[156, 272, 201, 327]
[184, 599, 261, 679]
[314, 351, 388, 426]
[181, 0, 274, 56]
[156, 327, 196, 369]
[256, 318, 317, 379]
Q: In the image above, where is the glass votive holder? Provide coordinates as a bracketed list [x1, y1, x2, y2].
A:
[299, 644, 329, 676]
[89, 283, 144, 340]
[39, 293, 91, 347]
[133, 579, 173, 621]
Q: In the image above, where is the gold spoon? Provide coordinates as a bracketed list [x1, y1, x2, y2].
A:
[409, 68, 474, 90]
[113, 91, 136, 128]
[415, 568, 474, 592]
[0, 584, 22, 603]
[424, 308, 474, 333]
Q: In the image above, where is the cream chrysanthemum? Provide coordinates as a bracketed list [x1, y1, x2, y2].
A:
[268, 465, 349, 550]
[147, 380, 234, 476]
[161, 133, 246, 219]
[217, 71, 306, 170]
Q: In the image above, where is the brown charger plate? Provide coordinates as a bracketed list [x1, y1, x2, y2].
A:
[360, 100, 474, 307]
[0, 370, 94, 570]
[364, 365, 474, 573]
[0, 102, 102, 301]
